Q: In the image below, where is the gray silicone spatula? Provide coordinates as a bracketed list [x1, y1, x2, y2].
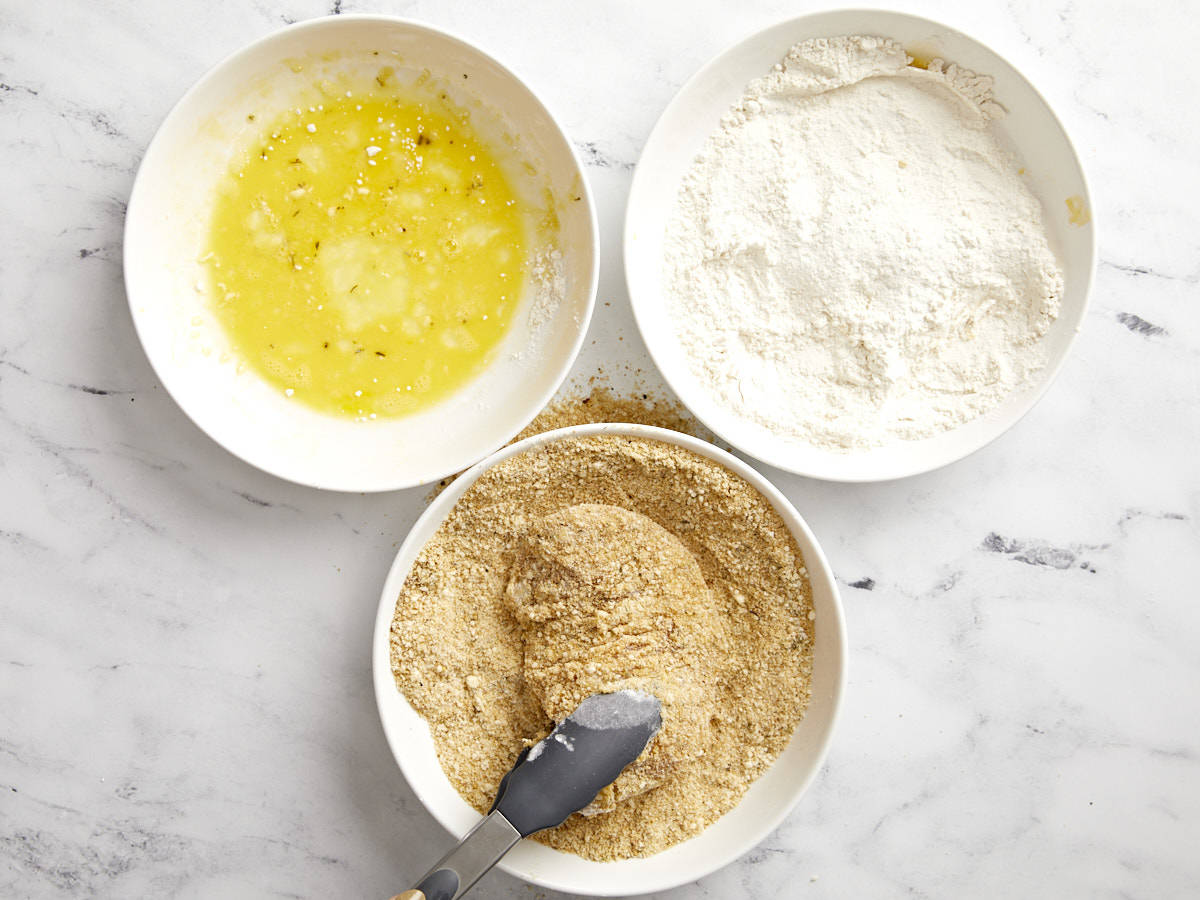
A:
[392, 690, 662, 900]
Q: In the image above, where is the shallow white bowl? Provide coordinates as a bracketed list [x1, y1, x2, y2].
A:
[625, 10, 1095, 482]
[372, 423, 846, 896]
[125, 15, 597, 491]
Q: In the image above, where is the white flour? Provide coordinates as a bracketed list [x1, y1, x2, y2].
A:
[663, 36, 1063, 451]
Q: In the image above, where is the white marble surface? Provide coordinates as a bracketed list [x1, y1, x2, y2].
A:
[2, 0, 1197, 897]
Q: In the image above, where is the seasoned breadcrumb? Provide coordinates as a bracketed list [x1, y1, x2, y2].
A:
[389, 434, 813, 860]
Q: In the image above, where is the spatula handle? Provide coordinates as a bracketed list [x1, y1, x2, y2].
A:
[404, 810, 522, 900]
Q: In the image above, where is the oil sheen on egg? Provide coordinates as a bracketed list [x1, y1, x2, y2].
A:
[205, 72, 526, 420]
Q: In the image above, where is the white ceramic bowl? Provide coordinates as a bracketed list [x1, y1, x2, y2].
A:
[625, 10, 1095, 482]
[372, 423, 846, 896]
[125, 15, 597, 491]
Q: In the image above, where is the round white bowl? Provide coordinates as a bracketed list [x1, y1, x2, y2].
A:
[625, 9, 1095, 482]
[372, 423, 846, 896]
[125, 15, 598, 491]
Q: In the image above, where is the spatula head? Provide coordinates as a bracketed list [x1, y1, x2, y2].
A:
[489, 690, 662, 837]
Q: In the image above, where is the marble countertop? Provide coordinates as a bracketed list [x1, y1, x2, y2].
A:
[2, 1, 1197, 897]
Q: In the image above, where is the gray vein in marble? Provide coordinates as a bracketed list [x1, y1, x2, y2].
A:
[1074, 93, 1112, 121]
[981, 531, 1105, 572]
[214, 479, 305, 513]
[0, 358, 135, 398]
[979, 507, 1191, 577]
[1100, 258, 1200, 284]
[1116, 312, 1168, 338]
[6, 791, 82, 819]
[23, 90, 138, 155]
[1140, 744, 1197, 763]
[2, 821, 193, 894]
[935, 570, 963, 593]
[0, 80, 39, 99]
[1116, 508, 1189, 536]
[16, 428, 164, 537]
[235, 835, 345, 868]
[228, 488, 303, 513]
[869, 784, 938, 837]
[739, 843, 792, 867]
[237, 490, 274, 508]
[0, 528, 49, 550]
[575, 140, 634, 171]
[331, 510, 361, 535]
[14, 420, 321, 523]
[1009, 13, 1050, 60]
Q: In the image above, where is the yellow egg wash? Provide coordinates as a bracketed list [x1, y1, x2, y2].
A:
[205, 74, 527, 419]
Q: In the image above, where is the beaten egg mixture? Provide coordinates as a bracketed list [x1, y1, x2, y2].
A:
[205, 71, 527, 419]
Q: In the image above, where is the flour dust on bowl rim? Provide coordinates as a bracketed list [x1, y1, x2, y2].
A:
[372, 423, 846, 896]
[624, 9, 1095, 482]
[125, 15, 598, 491]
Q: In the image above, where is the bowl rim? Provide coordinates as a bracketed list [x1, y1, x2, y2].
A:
[371, 422, 847, 895]
[623, 7, 1096, 483]
[123, 13, 600, 492]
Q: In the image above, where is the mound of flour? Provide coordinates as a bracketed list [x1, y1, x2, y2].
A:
[663, 35, 1063, 451]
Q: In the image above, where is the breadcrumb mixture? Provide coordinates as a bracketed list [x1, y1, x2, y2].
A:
[427, 385, 708, 500]
[389, 434, 814, 860]
[511, 386, 707, 442]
